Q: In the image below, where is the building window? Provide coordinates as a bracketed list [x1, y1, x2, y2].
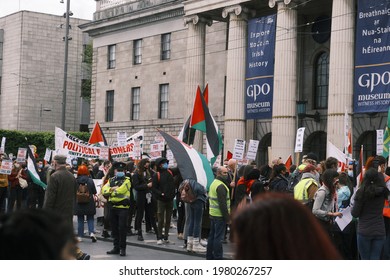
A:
[314, 52, 329, 109]
[106, 90, 114, 122]
[108, 44, 116, 69]
[131, 87, 140, 120]
[133, 39, 142, 65]
[159, 84, 169, 119]
[161, 33, 171, 60]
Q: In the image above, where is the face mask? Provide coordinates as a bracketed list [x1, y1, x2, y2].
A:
[116, 171, 125, 178]
[38, 164, 43, 169]
[72, 161, 77, 166]
[162, 163, 169, 169]
[14, 164, 20, 169]
[348, 170, 353, 177]
[220, 175, 229, 181]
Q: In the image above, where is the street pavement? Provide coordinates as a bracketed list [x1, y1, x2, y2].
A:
[75, 218, 235, 260]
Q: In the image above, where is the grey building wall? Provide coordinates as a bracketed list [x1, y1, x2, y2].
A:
[0, 11, 90, 132]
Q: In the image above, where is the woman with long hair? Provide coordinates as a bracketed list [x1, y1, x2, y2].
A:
[352, 167, 389, 260]
[312, 168, 343, 236]
[232, 192, 341, 259]
[133, 158, 158, 241]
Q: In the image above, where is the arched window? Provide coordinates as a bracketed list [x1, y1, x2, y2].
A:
[356, 131, 376, 162]
[314, 52, 329, 109]
[303, 131, 327, 162]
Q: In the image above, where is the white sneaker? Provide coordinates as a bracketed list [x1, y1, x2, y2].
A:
[76, 237, 83, 242]
[200, 238, 207, 247]
[157, 239, 163, 245]
[90, 233, 97, 243]
[163, 239, 170, 244]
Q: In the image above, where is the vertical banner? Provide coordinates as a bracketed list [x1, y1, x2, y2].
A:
[0, 137, 5, 153]
[377, 129, 384, 155]
[294, 127, 306, 153]
[246, 139, 260, 161]
[117, 132, 127, 147]
[245, 14, 276, 119]
[16, 148, 27, 163]
[354, 0, 390, 113]
[233, 139, 246, 160]
[44, 148, 52, 162]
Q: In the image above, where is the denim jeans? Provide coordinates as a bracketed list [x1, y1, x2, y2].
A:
[187, 200, 204, 239]
[206, 216, 226, 260]
[77, 215, 95, 237]
[357, 233, 385, 260]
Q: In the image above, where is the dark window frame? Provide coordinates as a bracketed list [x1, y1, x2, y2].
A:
[131, 87, 140, 120]
[108, 44, 116, 69]
[161, 33, 171, 60]
[133, 39, 142, 65]
[106, 90, 114, 122]
[159, 84, 169, 119]
[314, 52, 329, 109]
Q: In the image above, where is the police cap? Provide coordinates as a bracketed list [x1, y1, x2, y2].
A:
[113, 161, 126, 171]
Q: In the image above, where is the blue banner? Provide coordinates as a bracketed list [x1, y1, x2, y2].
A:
[245, 14, 276, 119]
[354, 0, 390, 113]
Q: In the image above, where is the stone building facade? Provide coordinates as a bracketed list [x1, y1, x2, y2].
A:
[81, 0, 388, 165]
[0, 11, 91, 132]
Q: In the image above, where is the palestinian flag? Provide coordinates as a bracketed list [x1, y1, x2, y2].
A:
[177, 115, 196, 145]
[285, 154, 293, 170]
[158, 129, 214, 190]
[178, 85, 209, 145]
[88, 121, 108, 146]
[27, 146, 47, 190]
[199, 85, 222, 165]
[190, 85, 206, 131]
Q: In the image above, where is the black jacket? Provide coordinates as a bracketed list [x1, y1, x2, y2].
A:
[152, 169, 175, 201]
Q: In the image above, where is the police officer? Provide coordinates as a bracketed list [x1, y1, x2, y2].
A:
[102, 161, 132, 257]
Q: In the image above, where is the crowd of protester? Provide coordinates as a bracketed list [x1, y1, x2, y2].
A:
[1, 149, 390, 260]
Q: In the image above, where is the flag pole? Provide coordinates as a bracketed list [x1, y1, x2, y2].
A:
[231, 160, 238, 200]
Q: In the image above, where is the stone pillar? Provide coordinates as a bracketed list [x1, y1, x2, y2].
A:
[222, 5, 249, 156]
[184, 16, 210, 151]
[327, 0, 354, 150]
[270, 0, 298, 160]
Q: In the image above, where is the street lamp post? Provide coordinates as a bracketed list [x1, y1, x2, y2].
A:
[39, 104, 52, 131]
[61, 0, 71, 130]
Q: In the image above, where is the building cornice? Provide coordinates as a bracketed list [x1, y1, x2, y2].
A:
[183, 0, 252, 16]
[80, 6, 184, 37]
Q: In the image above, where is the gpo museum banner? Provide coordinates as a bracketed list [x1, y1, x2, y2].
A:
[245, 14, 276, 119]
[354, 0, 390, 113]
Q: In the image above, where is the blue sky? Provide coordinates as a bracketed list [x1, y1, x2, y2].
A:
[0, 0, 95, 20]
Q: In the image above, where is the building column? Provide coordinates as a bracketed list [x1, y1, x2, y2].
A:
[222, 5, 249, 156]
[184, 15, 209, 151]
[270, 0, 298, 161]
[327, 0, 355, 150]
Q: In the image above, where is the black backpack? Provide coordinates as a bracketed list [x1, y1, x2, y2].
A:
[76, 182, 90, 204]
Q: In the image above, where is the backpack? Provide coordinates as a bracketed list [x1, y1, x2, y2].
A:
[76, 182, 90, 204]
[179, 180, 197, 204]
[287, 170, 302, 194]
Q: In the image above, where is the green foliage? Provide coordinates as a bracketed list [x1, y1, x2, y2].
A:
[0, 130, 90, 160]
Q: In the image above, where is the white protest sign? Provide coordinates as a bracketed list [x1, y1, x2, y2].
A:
[246, 139, 259, 161]
[166, 149, 176, 167]
[99, 147, 109, 161]
[377, 129, 384, 156]
[16, 148, 27, 163]
[150, 142, 165, 152]
[233, 139, 246, 160]
[294, 127, 305, 153]
[0, 160, 12, 175]
[213, 154, 222, 168]
[0, 137, 5, 153]
[44, 148, 52, 162]
[55, 127, 101, 159]
[117, 131, 127, 147]
[149, 151, 162, 160]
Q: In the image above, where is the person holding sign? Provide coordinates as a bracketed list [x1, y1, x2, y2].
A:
[0, 154, 9, 214]
[8, 161, 28, 212]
